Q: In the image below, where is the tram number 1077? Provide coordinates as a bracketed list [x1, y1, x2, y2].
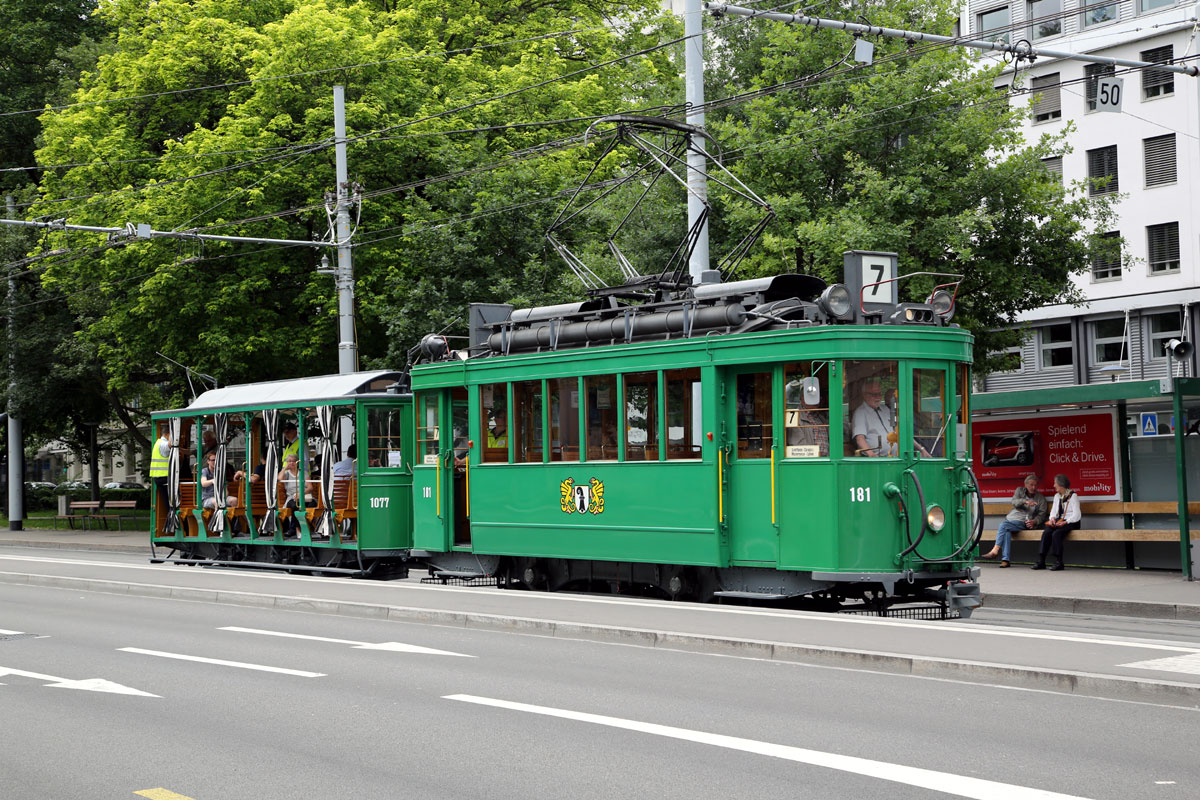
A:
[370, 496, 392, 508]
[849, 487, 872, 502]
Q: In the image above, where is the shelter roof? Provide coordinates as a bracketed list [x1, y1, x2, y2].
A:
[156, 370, 405, 415]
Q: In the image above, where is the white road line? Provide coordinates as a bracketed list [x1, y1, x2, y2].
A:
[0, 628, 24, 634]
[3, 554, 1198, 654]
[1119, 653, 1200, 676]
[445, 694, 1094, 800]
[0, 665, 158, 696]
[118, 647, 325, 677]
[219, 626, 474, 657]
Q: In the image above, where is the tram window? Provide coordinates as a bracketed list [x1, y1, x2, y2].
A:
[783, 363, 830, 457]
[955, 367, 970, 457]
[513, 380, 544, 463]
[417, 393, 439, 465]
[623, 371, 659, 461]
[585, 375, 619, 461]
[735, 371, 773, 459]
[548, 377, 580, 461]
[913, 369, 947, 458]
[665, 368, 702, 459]
[845, 360, 900, 457]
[480, 383, 509, 463]
[367, 407, 405, 468]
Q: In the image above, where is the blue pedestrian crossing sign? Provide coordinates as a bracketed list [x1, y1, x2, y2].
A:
[1140, 412, 1158, 436]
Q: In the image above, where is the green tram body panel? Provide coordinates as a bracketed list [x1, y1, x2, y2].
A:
[149, 372, 414, 555]
[411, 324, 975, 576]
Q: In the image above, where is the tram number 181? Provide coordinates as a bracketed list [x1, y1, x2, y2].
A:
[849, 487, 872, 502]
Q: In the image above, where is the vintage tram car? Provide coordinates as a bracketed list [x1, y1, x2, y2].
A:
[150, 258, 983, 615]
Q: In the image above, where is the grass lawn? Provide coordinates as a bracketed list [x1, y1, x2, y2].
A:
[0, 508, 151, 533]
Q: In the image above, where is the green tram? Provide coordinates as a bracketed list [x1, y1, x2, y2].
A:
[149, 371, 414, 576]
[149, 267, 983, 615]
[409, 268, 983, 614]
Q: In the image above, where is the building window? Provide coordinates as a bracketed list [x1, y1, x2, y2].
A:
[1031, 73, 1061, 123]
[1082, 2, 1118, 26]
[994, 344, 1023, 373]
[1146, 311, 1182, 360]
[1147, 222, 1180, 273]
[1040, 323, 1073, 368]
[1084, 63, 1115, 111]
[1141, 45, 1174, 99]
[1028, 0, 1062, 38]
[1087, 145, 1119, 195]
[1092, 318, 1128, 365]
[1091, 231, 1122, 281]
[1139, 0, 1175, 12]
[1143, 133, 1176, 186]
[978, 6, 1011, 41]
[1041, 156, 1063, 182]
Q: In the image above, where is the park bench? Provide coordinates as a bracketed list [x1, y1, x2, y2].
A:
[90, 499, 142, 530]
[53, 500, 102, 530]
[982, 501, 1200, 567]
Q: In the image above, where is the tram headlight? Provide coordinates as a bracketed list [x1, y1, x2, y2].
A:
[929, 290, 955, 321]
[926, 504, 946, 532]
[818, 283, 853, 320]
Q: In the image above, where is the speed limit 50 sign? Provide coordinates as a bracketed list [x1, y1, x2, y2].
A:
[1095, 76, 1124, 112]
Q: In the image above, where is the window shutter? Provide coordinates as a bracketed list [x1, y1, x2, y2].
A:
[1141, 45, 1174, 98]
[1084, 63, 1115, 110]
[1031, 73, 1061, 121]
[1147, 222, 1179, 273]
[1143, 134, 1176, 186]
[1087, 145, 1118, 195]
[1091, 231, 1121, 281]
[1041, 156, 1063, 180]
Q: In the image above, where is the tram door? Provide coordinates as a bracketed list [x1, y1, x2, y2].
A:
[724, 366, 779, 565]
[450, 389, 471, 547]
[413, 389, 469, 552]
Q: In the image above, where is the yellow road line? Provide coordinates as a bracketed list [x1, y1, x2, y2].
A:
[135, 789, 197, 800]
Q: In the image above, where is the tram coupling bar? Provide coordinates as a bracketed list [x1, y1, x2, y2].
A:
[930, 580, 982, 619]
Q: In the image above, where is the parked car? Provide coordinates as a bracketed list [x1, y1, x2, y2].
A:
[104, 481, 146, 490]
[24, 481, 56, 491]
[55, 480, 92, 492]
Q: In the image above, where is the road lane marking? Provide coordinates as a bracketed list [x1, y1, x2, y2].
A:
[0, 665, 158, 696]
[445, 694, 1094, 800]
[219, 626, 473, 657]
[1119, 653, 1200, 676]
[134, 789, 197, 799]
[3, 556, 1198, 655]
[118, 648, 325, 677]
[0, 628, 24, 634]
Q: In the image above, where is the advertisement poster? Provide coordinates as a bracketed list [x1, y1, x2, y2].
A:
[972, 409, 1120, 501]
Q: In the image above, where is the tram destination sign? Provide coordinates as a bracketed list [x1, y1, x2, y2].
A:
[972, 409, 1121, 501]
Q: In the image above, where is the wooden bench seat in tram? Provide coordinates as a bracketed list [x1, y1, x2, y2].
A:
[333, 478, 356, 539]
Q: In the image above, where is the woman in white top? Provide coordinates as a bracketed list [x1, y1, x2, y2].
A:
[1033, 474, 1081, 571]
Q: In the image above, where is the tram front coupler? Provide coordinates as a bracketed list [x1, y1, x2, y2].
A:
[928, 571, 982, 618]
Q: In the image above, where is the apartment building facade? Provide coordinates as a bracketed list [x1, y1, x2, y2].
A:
[962, 0, 1199, 392]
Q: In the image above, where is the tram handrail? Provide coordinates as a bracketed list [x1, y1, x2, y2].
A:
[897, 468, 928, 560]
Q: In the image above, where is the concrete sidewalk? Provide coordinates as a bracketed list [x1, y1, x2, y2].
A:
[1, 525, 1197, 619]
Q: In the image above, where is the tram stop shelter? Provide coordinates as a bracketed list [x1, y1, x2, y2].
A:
[971, 377, 1199, 580]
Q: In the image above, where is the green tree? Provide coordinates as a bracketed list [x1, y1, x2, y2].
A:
[32, 0, 678, 404]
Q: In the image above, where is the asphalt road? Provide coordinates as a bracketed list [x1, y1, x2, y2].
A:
[2, 576, 1197, 800]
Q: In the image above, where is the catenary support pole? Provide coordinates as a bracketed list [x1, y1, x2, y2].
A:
[684, 0, 714, 285]
[333, 85, 357, 374]
[1173, 378, 1192, 580]
[6, 195, 22, 530]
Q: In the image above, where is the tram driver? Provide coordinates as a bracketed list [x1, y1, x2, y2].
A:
[851, 378, 931, 457]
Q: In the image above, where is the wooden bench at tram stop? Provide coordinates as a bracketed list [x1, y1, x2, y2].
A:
[53, 499, 144, 531]
[981, 501, 1200, 567]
